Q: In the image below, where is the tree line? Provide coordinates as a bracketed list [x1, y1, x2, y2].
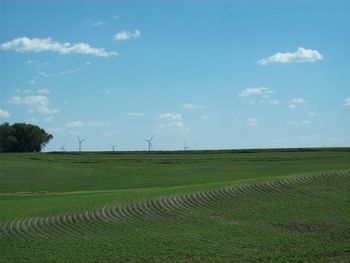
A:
[0, 122, 53, 152]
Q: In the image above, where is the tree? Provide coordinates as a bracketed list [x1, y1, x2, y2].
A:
[0, 122, 53, 152]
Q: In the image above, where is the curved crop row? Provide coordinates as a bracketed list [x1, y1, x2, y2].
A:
[0, 170, 348, 240]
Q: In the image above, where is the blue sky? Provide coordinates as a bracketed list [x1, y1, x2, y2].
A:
[1, 0, 349, 151]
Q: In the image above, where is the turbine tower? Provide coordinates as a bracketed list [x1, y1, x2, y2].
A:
[144, 135, 154, 152]
[59, 143, 65, 152]
[111, 144, 117, 152]
[77, 136, 86, 152]
[183, 142, 190, 151]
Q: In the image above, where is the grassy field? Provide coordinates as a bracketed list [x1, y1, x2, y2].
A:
[1, 149, 350, 262]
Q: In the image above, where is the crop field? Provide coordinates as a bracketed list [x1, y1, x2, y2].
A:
[1, 149, 350, 262]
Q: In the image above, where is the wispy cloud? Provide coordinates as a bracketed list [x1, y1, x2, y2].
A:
[288, 120, 312, 126]
[114, 30, 141, 41]
[83, 15, 118, 27]
[239, 87, 274, 97]
[0, 37, 117, 57]
[257, 47, 323, 65]
[9, 95, 58, 115]
[45, 116, 55, 123]
[182, 103, 202, 110]
[301, 120, 311, 125]
[91, 21, 108, 27]
[0, 108, 11, 118]
[343, 98, 350, 106]
[47, 127, 65, 134]
[99, 88, 112, 95]
[158, 113, 182, 121]
[288, 98, 306, 109]
[157, 113, 189, 134]
[65, 121, 109, 128]
[30, 68, 80, 84]
[15, 89, 32, 94]
[65, 121, 84, 128]
[246, 118, 258, 127]
[269, 99, 279, 105]
[37, 88, 50, 94]
[126, 112, 145, 117]
[87, 122, 110, 127]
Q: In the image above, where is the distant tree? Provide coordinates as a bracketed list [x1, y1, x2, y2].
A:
[0, 122, 53, 152]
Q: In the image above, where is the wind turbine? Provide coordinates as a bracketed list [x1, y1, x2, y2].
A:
[144, 135, 154, 152]
[183, 142, 190, 151]
[111, 144, 117, 152]
[77, 136, 86, 152]
[59, 143, 66, 152]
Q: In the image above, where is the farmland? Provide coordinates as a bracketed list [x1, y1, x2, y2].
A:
[1, 148, 350, 262]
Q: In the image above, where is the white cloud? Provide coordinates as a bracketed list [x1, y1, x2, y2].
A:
[126, 112, 145, 117]
[65, 121, 109, 128]
[158, 113, 182, 121]
[48, 127, 65, 134]
[288, 120, 312, 126]
[0, 108, 11, 118]
[301, 120, 311, 125]
[296, 134, 343, 146]
[269, 99, 279, 105]
[15, 89, 32, 94]
[288, 98, 306, 109]
[157, 113, 189, 134]
[91, 21, 108, 27]
[99, 88, 112, 95]
[344, 98, 350, 106]
[9, 96, 22, 104]
[114, 30, 141, 41]
[287, 121, 298, 126]
[22, 89, 31, 94]
[45, 116, 55, 122]
[182, 103, 202, 110]
[30, 69, 80, 84]
[87, 122, 110, 127]
[39, 69, 81, 78]
[246, 118, 258, 127]
[257, 47, 323, 65]
[37, 88, 50, 94]
[201, 115, 209, 120]
[0, 37, 117, 57]
[65, 121, 84, 128]
[9, 95, 58, 115]
[292, 98, 306, 104]
[239, 87, 274, 97]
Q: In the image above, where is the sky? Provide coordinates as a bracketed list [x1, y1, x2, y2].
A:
[0, 0, 349, 151]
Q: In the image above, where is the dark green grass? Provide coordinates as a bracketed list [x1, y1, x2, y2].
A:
[1, 149, 350, 220]
[1, 172, 349, 262]
[1, 149, 350, 262]
[1, 149, 350, 194]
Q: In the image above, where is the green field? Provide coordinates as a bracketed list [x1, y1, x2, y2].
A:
[1, 149, 350, 262]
